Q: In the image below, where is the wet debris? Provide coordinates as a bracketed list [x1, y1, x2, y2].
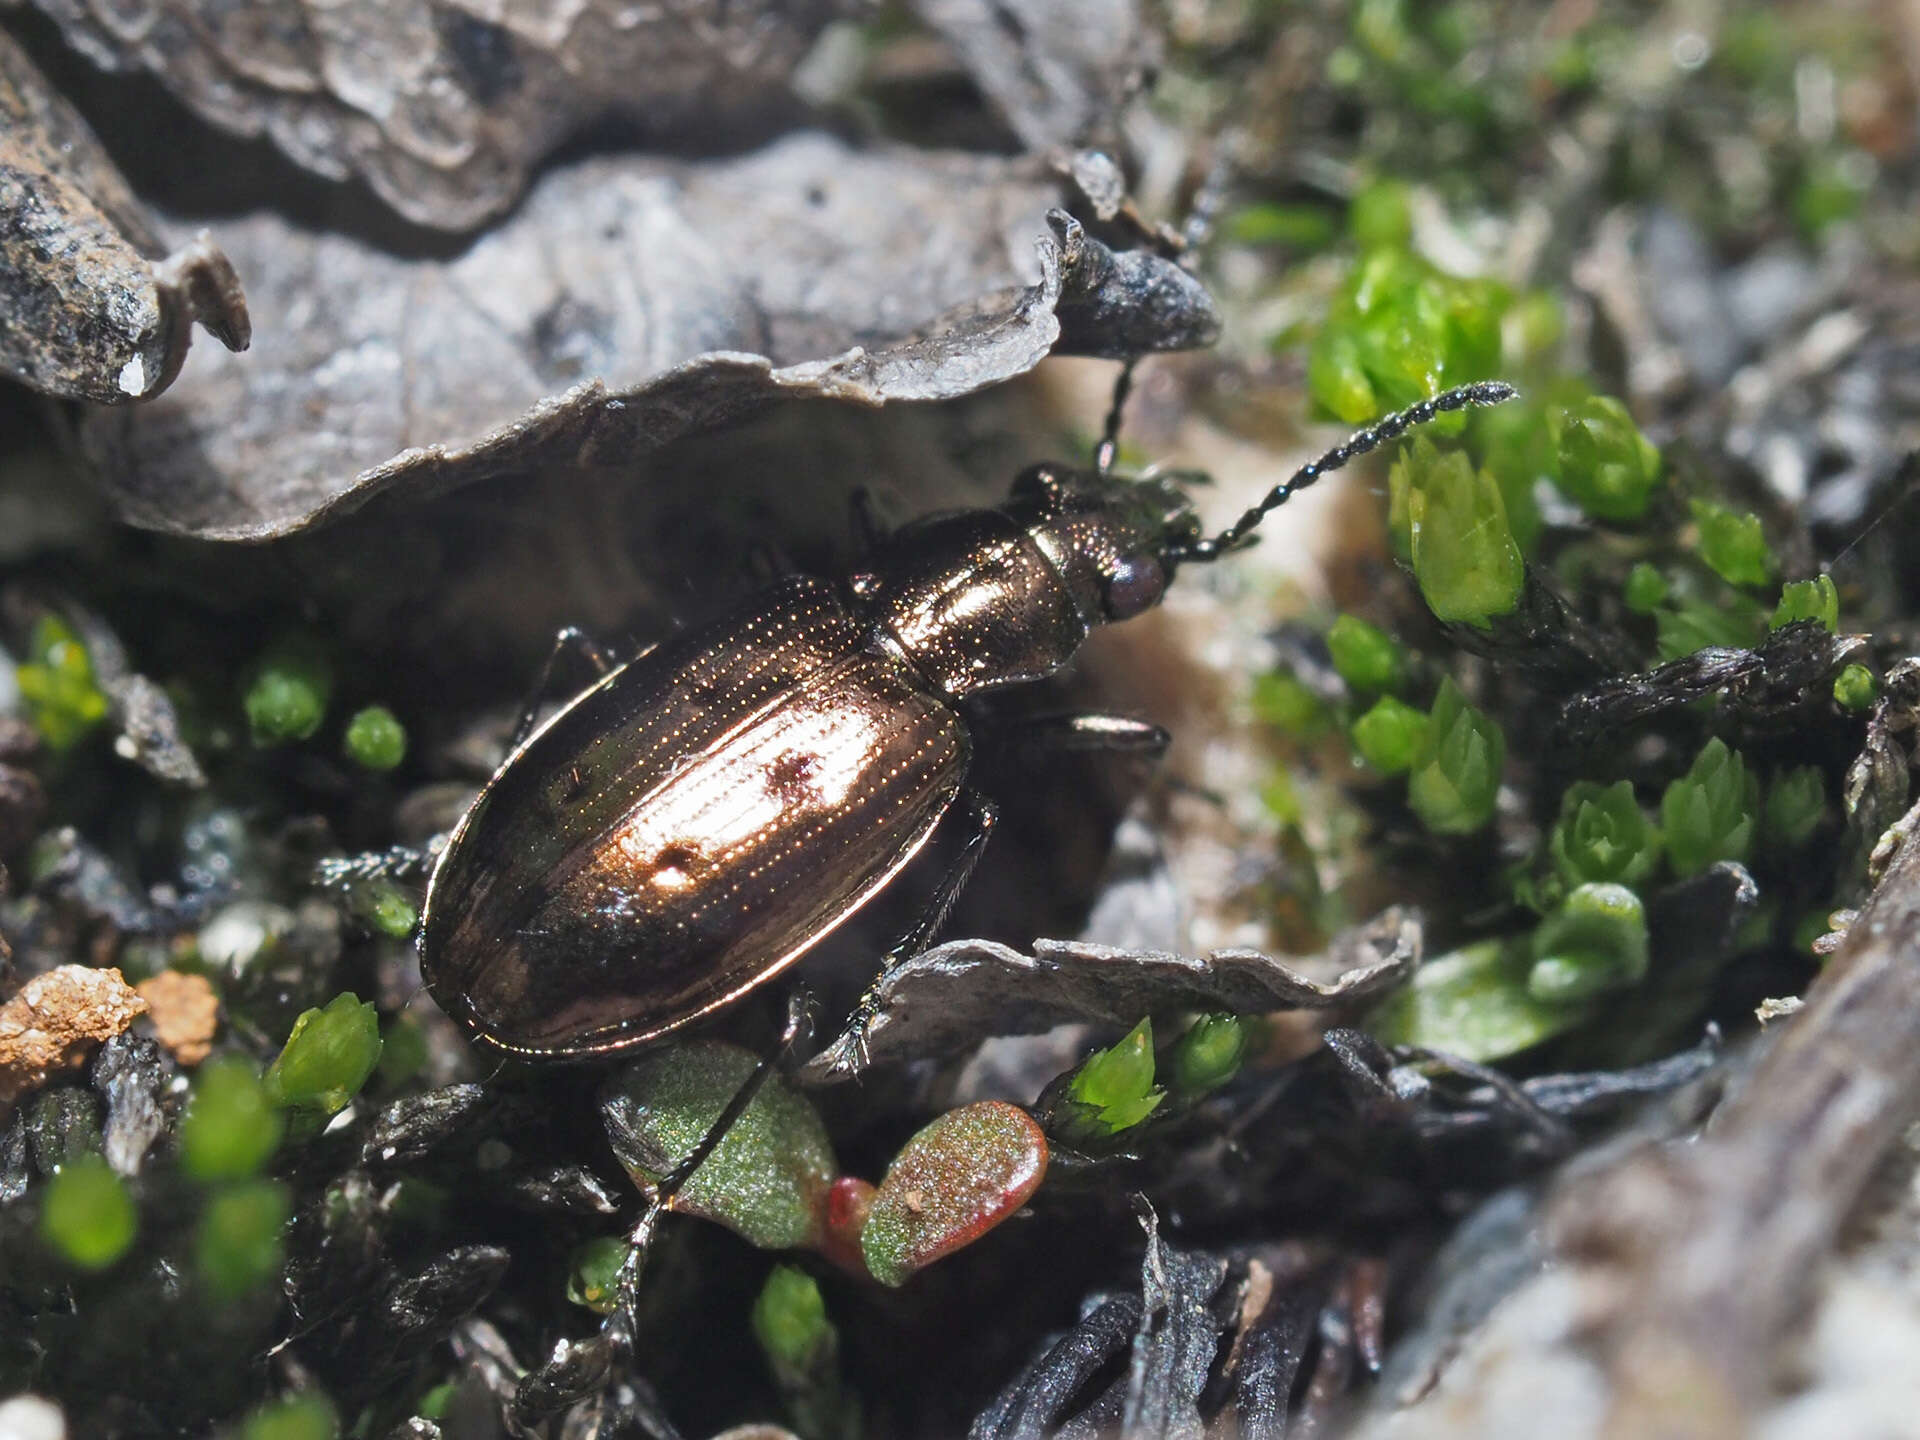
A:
[0, 715, 46, 861]
[0, 27, 248, 403]
[1552, 620, 1858, 751]
[75, 137, 1217, 539]
[0, 963, 145, 1105]
[90, 1028, 172, 1175]
[804, 909, 1419, 1077]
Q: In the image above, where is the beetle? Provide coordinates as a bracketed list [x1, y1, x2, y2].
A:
[416, 378, 1517, 1071]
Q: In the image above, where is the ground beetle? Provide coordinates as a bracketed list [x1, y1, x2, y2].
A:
[417, 378, 1516, 1071]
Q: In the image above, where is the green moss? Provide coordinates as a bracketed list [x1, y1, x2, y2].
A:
[16, 614, 109, 752]
[1689, 500, 1774, 589]
[1327, 614, 1404, 694]
[342, 705, 407, 771]
[244, 637, 333, 746]
[196, 1180, 291, 1299]
[1834, 663, 1878, 711]
[1397, 437, 1524, 625]
[1771, 575, 1839, 632]
[1351, 695, 1428, 775]
[1660, 738, 1760, 876]
[1065, 1018, 1163, 1135]
[263, 993, 382, 1116]
[1169, 1014, 1248, 1095]
[180, 1056, 284, 1182]
[1547, 395, 1663, 520]
[39, 1154, 136, 1271]
[1407, 678, 1504, 834]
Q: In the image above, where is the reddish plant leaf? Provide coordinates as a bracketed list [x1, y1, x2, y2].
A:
[860, 1101, 1047, 1287]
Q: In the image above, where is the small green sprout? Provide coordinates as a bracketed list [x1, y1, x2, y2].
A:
[1771, 575, 1839, 632]
[238, 1391, 337, 1440]
[1368, 938, 1590, 1062]
[1327, 614, 1404, 694]
[15, 614, 109, 751]
[566, 1235, 628, 1315]
[1351, 695, 1429, 775]
[1547, 394, 1663, 520]
[1251, 673, 1330, 738]
[342, 705, 407, 771]
[244, 638, 333, 746]
[1064, 1017, 1163, 1137]
[1660, 738, 1760, 876]
[196, 1179, 291, 1299]
[1834, 663, 1878, 712]
[1764, 766, 1827, 851]
[753, 1263, 838, 1380]
[180, 1056, 284, 1182]
[346, 879, 418, 939]
[1169, 1013, 1248, 1096]
[1528, 883, 1649, 1002]
[1654, 595, 1766, 661]
[1307, 248, 1507, 425]
[1398, 437, 1525, 625]
[1549, 780, 1659, 889]
[1689, 500, 1774, 589]
[1224, 202, 1339, 251]
[1348, 178, 1413, 248]
[263, 993, 382, 1116]
[1307, 330, 1380, 428]
[1624, 563, 1669, 614]
[39, 1154, 136, 1271]
[1407, 677, 1505, 835]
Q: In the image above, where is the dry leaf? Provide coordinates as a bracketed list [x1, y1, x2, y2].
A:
[75, 136, 1216, 539]
[805, 908, 1421, 1077]
[17, 0, 851, 230]
[910, 0, 1154, 152]
[0, 26, 247, 402]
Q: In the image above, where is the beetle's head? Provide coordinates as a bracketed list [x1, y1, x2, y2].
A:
[1009, 464, 1204, 625]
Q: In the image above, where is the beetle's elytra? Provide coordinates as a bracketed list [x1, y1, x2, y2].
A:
[419, 380, 1516, 1060]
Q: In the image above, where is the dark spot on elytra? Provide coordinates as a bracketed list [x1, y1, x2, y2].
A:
[766, 752, 820, 804]
[438, 11, 523, 106]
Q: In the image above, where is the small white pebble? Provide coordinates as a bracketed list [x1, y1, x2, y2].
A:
[0, 1395, 67, 1440]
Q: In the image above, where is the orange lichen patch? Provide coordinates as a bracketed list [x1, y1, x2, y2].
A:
[136, 971, 220, 1066]
[0, 966, 147, 1104]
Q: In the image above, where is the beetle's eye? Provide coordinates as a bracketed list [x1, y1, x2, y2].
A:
[1104, 555, 1166, 620]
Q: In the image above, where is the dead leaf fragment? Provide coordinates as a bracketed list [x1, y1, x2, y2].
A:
[22, 0, 849, 230]
[910, 0, 1154, 153]
[135, 971, 218, 1065]
[0, 965, 147, 1104]
[0, 27, 248, 403]
[76, 135, 1216, 539]
[806, 908, 1420, 1078]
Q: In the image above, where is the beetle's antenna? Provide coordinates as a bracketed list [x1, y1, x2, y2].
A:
[1169, 380, 1519, 563]
[1096, 359, 1138, 477]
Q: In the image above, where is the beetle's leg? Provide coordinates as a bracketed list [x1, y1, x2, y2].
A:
[1010, 713, 1170, 758]
[511, 626, 617, 750]
[612, 991, 815, 1332]
[816, 790, 1000, 1077]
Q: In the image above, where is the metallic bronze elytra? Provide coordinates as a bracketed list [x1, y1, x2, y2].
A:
[418, 380, 1517, 1062]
